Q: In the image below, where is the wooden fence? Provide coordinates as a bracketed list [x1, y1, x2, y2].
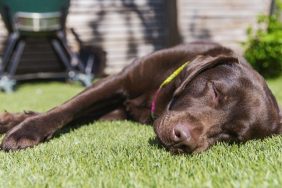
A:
[0, 0, 272, 74]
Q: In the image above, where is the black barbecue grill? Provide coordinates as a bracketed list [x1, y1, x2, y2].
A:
[0, 0, 93, 92]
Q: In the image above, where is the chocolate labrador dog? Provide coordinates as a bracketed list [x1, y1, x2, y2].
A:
[0, 42, 281, 154]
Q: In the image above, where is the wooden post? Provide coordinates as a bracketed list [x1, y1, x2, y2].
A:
[269, 0, 276, 15]
[164, 0, 182, 47]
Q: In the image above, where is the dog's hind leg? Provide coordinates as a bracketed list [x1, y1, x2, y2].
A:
[0, 111, 38, 134]
[99, 108, 127, 121]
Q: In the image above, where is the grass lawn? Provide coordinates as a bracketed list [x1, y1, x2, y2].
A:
[0, 78, 281, 188]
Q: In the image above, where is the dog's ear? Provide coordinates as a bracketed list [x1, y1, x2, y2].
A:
[174, 55, 240, 96]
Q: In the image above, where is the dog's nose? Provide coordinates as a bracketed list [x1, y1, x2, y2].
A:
[172, 124, 191, 143]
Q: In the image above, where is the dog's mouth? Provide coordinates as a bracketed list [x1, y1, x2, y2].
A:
[154, 135, 198, 154]
[168, 139, 196, 154]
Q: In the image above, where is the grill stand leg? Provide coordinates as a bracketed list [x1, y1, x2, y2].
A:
[0, 32, 22, 93]
[0, 32, 19, 75]
[8, 40, 26, 77]
[52, 31, 93, 87]
[0, 31, 93, 92]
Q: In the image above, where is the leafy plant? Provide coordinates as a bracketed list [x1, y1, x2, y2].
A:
[244, 0, 282, 78]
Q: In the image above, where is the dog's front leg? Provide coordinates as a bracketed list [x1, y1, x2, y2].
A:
[1, 75, 127, 151]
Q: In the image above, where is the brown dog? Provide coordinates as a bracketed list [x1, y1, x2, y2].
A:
[0, 42, 281, 154]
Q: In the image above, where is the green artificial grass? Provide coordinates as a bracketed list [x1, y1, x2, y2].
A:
[0, 78, 281, 188]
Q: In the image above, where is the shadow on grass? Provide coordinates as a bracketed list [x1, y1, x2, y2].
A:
[54, 115, 168, 148]
[54, 120, 167, 151]
[52, 120, 94, 139]
[148, 136, 165, 150]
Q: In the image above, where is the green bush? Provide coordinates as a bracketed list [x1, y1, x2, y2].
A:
[244, 0, 282, 78]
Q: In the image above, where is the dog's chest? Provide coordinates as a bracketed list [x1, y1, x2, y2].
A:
[124, 93, 154, 124]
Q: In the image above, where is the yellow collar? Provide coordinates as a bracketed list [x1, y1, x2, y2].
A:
[151, 61, 190, 119]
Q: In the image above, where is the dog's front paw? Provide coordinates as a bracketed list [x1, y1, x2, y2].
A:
[0, 111, 38, 134]
[0, 112, 20, 134]
[1, 118, 52, 151]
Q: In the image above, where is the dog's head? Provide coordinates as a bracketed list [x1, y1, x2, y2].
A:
[154, 55, 281, 154]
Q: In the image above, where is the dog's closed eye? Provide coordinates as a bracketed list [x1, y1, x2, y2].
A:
[208, 81, 221, 106]
[168, 97, 177, 110]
